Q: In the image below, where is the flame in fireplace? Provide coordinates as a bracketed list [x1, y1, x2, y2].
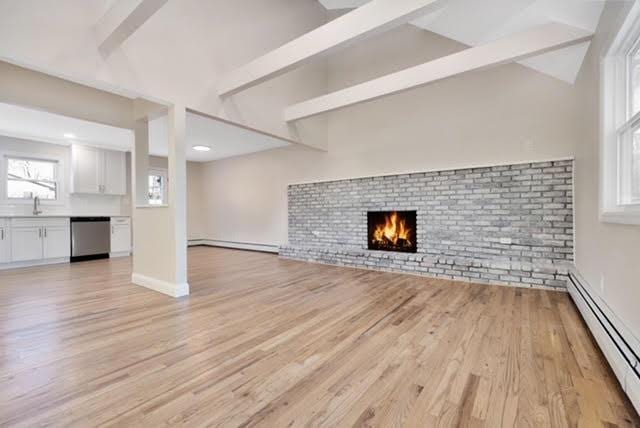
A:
[372, 212, 412, 246]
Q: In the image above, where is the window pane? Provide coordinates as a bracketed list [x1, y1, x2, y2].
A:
[633, 128, 640, 201]
[7, 179, 56, 200]
[632, 44, 640, 116]
[148, 174, 165, 205]
[7, 158, 56, 181]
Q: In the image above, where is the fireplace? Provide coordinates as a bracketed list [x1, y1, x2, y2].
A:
[367, 210, 417, 253]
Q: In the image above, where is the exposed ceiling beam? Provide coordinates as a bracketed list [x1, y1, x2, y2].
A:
[95, 0, 168, 57]
[284, 22, 593, 122]
[217, 0, 447, 96]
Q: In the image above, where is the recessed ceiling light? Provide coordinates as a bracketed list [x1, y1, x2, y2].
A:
[192, 145, 211, 152]
[64, 133, 76, 139]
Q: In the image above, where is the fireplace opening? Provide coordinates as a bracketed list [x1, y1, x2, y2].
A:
[367, 210, 417, 253]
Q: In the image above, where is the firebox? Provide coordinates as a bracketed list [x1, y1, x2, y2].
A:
[367, 210, 417, 253]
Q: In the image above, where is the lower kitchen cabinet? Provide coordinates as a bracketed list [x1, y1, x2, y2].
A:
[43, 225, 71, 259]
[9, 218, 70, 263]
[110, 217, 131, 256]
[0, 221, 9, 263]
[10, 226, 43, 262]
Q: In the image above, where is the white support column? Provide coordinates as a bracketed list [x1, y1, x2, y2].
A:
[167, 104, 188, 288]
[133, 119, 150, 206]
[131, 103, 189, 298]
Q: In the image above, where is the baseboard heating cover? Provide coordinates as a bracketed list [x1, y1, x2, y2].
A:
[568, 271, 639, 414]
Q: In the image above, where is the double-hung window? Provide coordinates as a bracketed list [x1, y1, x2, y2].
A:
[601, 4, 640, 223]
[6, 156, 59, 201]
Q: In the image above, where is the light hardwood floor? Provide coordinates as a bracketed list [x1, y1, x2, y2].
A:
[0, 246, 637, 427]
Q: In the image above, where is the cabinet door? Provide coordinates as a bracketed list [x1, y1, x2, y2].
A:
[0, 227, 9, 263]
[43, 226, 71, 259]
[11, 227, 43, 262]
[71, 145, 103, 194]
[111, 224, 131, 253]
[103, 150, 127, 195]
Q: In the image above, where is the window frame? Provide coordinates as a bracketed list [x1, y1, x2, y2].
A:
[0, 150, 67, 207]
[600, 2, 640, 225]
[5, 156, 59, 201]
[148, 168, 168, 206]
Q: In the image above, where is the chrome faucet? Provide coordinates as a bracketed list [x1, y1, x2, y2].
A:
[33, 196, 42, 216]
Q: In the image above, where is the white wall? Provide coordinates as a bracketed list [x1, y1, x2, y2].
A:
[573, 2, 640, 347]
[197, 26, 579, 247]
[0, 135, 129, 216]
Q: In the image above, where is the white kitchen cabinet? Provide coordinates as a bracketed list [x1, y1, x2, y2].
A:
[103, 149, 127, 195]
[71, 145, 126, 196]
[11, 226, 43, 262]
[71, 145, 103, 194]
[0, 220, 10, 263]
[10, 218, 70, 263]
[43, 225, 71, 259]
[110, 217, 131, 256]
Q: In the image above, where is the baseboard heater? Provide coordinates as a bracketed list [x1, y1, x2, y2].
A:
[187, 239, 279, 254]
[567, 271, 639, 414]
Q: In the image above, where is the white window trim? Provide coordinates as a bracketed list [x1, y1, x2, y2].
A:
[600, 1, 640, 225]
[0, 150, 68, 207]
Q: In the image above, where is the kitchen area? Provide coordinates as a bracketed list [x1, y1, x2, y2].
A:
[0, 104, 136, 270]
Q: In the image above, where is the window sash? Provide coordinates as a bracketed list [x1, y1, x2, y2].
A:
[617, 119, 640, 205]
[5, 156, 59, 201]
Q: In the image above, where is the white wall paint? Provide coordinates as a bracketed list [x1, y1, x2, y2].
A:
[197, 27, 579, 247]
[573, 2, 640, 347]
[0, 135, 129, 216]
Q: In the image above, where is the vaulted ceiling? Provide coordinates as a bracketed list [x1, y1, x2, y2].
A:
[318, 0, 605, 83]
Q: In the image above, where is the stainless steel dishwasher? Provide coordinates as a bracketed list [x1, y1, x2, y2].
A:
[70, 217, 111, 262]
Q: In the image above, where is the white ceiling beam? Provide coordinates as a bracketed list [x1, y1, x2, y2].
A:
[95, 0, 168, 57]
[217, 0, 447, 96]
[284, 22, 592, 122]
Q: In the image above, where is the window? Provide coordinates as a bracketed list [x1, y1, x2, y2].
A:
[601, 3, 640, 224]
[148, 169, 167, 205]
[6, 157, 58, 200]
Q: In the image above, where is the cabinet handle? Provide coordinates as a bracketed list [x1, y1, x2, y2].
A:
[112, 226, 114, 234]
[39, 228, 42, 239]
[44, 228, 47, 238]
[1, 229, 3, 240]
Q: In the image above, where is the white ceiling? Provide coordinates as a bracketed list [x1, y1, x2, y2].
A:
[0, 103, 290, 162]
[318, 0, 606, 83]
[148, 113, 290, 162]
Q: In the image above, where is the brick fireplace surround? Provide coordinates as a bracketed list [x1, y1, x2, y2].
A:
[280, 159, 574, 290]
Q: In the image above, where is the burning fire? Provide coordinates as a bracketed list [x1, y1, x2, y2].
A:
[372, 212, 412, 247]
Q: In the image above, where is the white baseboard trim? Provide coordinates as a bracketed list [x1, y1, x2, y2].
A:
[131, 273, 189, 298]
[188, 239, 279, 254]
[568, 270, 639, 414]
[0, 257, 69, 270]
[110, 251, 131, 258]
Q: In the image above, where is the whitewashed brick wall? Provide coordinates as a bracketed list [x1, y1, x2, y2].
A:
[281, 160, 574, 289]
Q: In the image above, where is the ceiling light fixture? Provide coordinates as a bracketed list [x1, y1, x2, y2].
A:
[64, 133, 76, 139]
[192, 145, 211, 152]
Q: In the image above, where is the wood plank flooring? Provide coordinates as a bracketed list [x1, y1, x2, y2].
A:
[0, 246, 637, 427]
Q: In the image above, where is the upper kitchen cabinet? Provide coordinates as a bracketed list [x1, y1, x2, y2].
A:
[71, 145, 126, 195]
